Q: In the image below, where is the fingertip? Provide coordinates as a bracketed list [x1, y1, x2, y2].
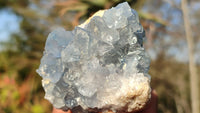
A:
[152, 89, 158, 97]
[151, 89, 158, 104]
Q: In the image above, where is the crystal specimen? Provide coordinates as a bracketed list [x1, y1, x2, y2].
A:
[37, 2, 151, 113]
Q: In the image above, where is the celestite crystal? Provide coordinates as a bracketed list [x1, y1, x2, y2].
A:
[37, 2, 151, 113]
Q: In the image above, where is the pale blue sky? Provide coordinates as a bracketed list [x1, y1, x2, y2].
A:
[0, 8, 21, 42]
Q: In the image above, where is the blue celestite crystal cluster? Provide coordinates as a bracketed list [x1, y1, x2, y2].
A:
[37, 2, 151, 112]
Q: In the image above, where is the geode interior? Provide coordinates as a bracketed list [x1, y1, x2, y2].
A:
[37, 2, 151, 113]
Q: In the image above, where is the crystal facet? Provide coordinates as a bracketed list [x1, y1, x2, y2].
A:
[37, 2, 151, 112]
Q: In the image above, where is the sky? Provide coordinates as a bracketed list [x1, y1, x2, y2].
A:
[0, 8, 21, 42]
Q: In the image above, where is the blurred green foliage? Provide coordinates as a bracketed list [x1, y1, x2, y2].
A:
[31, 105, 45, 113]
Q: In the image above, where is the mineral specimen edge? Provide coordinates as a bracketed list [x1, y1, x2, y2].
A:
[37, 2, 151, 113]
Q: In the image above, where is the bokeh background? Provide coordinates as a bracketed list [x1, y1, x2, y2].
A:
[0, 0, 199, 113]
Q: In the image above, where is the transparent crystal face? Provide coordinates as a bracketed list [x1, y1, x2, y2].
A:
[37, 2, 151, 112]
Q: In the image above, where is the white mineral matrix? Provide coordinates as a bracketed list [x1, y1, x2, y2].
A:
[37, 2, 151, 113]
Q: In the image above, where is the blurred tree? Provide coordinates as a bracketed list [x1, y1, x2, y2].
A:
[181, 0, 199, 113]
[55, 0, 167, 27]
[0, 0, 52, 113]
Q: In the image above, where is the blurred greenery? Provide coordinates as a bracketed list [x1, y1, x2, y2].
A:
[0, 0, 199, 113]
